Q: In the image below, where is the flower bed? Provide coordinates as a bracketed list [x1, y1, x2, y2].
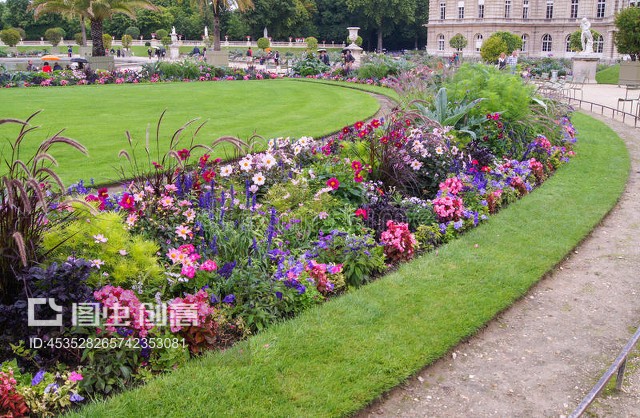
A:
[0, 64, 576, 416]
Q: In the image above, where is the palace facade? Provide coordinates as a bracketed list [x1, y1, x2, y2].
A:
[426, 0, 638, 61]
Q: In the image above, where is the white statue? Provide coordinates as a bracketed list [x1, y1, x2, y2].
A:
[171, 26, 176, 36]
[580, 17, 594, 54]
[204, 26, 208, 38]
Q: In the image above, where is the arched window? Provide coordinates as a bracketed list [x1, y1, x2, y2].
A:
[542, 34, 552, 52]
[438, 34, 445, 51]
[594, 34, 604, 53]
[521, 34, 528, 52]
[565, 34, 572, 52]
[475, 34, 483, 51]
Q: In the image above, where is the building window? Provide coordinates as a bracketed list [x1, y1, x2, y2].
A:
[521, 34, 528, 52]
[570, 0, 579, 18]
[597, 0, 606, 17]
[565, 34, 572, 52]
[478, 0, 485, 18]
[505, 0, 512, 17]
[438, 34, 445, 51]
[546, 0, 554, 18]
[475, 33, 483, 51]
[542, 34, 552, 52]
[594, 34, 604, 52]
[440, 1, 446, 19]
[522, 0, 529, 18]
[458, 1, 465, 18]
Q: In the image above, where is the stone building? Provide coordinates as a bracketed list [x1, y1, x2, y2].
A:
[426, 0, 639, 61]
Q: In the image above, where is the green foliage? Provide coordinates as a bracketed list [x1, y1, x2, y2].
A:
[444, 64, 536, 121]
[0, 29, 22, 47]
[80, 346, 140, 395]
[346, 35, 363, 46]
[492, 31, 522, 53]
[74, 32, 83, 45]
[102, 33, 113, 50]
[257, 37, 270, 50]
[596, 64, 619, 84]
[480, 35, 507, 63]
[161, 36, 172, 47]
[614, 6, 640, 59]
[121, 34, 133, 49]
[124, 26, 141, 39]
[412, 87, 485, 135]
[305, 36, 318, 50]
[42, 208, 164, 291]
[292, 56, 329, 76]
[44, 27, 65, 46]
[357, 54, 414, 80]
[449, 33, 467, 51]
[155, 29, 168, 40]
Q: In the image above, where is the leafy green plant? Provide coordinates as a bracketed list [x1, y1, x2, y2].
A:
[257, 37, 270, 50]
[449, 33, 467, 51]
[44, 27, 65, 47]
[0, 113, 87, 304]
[412, 87, 485, 137]
[291, 57, 329, 76]
[124, 26, 140, 40]
[614, 6, 640, 60]
[79, 346, 141, 395]
[102, 33, 113, 51]
[155, 29, 168, 40]
[0, 29, 21, 47]
[122, 34, 133, 49]
[305, 36, 318, 50]
[480, 36, 507, 63]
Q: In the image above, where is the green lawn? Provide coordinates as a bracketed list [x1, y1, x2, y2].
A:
[596, 64, 619, 84]
[67, 112, 630, 417]
[0, 79, 379, 185]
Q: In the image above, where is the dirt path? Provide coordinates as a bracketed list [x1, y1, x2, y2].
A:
[358, 112, 640, 418]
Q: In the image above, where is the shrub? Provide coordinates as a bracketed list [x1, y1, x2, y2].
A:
[305, 36, 318, 50]
[121, 34, 133, 49]
[0, 29, 21, 47]
[161, 36, 172, 48]
[124, 26, 140, 40]
[257, 37, 270, 50]
[614, 6, 640, 60]
[74, 32, 84, 46]
[0, 114, 87, 305]
[346, 35, 363, 46]
[480, 36, 507, 63]
[102, 33, 113, 50]
[155, 29, 168, 40]
[44, 27, 65, 46]
[291, 56, 329, 76]
[449, 33, 468, 51]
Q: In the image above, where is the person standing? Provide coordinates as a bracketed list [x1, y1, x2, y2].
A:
[506, 50, 518, 74]
[26, 60, 35, 71]
[320, 50, 330, 66]
[147, 47, 153, 59]
[67, 46, 73, 57]
[344, 50, 355, 74]
[497, 52, 507, 70]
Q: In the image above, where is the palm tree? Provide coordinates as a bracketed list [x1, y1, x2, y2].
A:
[200, 0, 254, 51]
[31, 0, 90, 46]
[32, 0, 157, 57]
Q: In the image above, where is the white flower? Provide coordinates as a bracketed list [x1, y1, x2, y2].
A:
[175, 225, 192, 240]
[308, 169, 316, 179]
[93, 234, 107, 244]
[293, 145, 302, 155]
[435, 146, 444, 155]
[91, 259, 104, 269]
[119, 249, 128, 256]
[249, 184, 259, 193]
[410, 160, 423, 170]
[133, 191, 145, 202]
[451, 146, 458, 155]
[262, 153, 277, 169]
[252, 172, 266, 186]
[184, 208, 196, 222]
[126, 213, 138, 227]
[220, 165, 233, 177]
[239, 158, 253, 172]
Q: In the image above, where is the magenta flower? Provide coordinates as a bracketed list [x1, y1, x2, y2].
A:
[326, 177, 340, 190]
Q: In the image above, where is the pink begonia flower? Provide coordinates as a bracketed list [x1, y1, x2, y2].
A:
[200, 259, 218, 272]
[68, 372, 83, 382]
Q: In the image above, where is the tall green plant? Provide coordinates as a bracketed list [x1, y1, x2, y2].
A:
[614, 6, 640, 60]
[0, 113, 88, 303]
[412, 87, 484, 137]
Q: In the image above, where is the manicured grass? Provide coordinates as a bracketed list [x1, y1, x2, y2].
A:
[291, 78, 401, 102]
[67, 112, 629, 417]
[0, 79, 379, 185]
[596, 64, 619, 84]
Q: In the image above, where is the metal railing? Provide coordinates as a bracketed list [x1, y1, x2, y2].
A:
[563, 95, 640, 128]
[569, 325, 640, 417]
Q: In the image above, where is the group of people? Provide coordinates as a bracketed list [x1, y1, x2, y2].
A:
[27, 60, 72, 72]
[246, 48, 281, 66]
[147, 47, 166, 59]
[497, 50, 519, 73]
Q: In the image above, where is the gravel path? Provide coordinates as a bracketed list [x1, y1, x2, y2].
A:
[358, 112, 640, 418]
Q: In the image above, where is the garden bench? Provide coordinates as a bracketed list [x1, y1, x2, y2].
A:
[566, 75, 586, 100]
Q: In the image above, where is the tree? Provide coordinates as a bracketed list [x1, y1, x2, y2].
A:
[614, 6, 640, 60]
[491, 31, 522, 54]
[449, 33, 467, 51]
[124, 26, 140, 39]
[156, 28, 168, 39]
[33, 0, 157, 56]
[257, 36, 270, 50]
[30, 0, 89, 46]
[44, 27, 66, 45]
[102, 32, 112, 50]
[480, 36, 507, 63]
[0, 29, 22, 47]
[345, 0, 417, 52]
[122, 33, 133, 48]
[196, 0, 254, 51]
[305, 36, 318, 50]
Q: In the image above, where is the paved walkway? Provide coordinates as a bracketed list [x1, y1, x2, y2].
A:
[359, 86, 640, 417]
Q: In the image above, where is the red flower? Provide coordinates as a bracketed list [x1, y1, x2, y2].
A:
[351, 160, 362, 171]
[342, 126, 351, 134]
[471, 159, 479, 165]
[152, 161, 163, 170]
[380, 136, 389, 144]
[370, 119, 381, 128]
[405, 119, 412, 126]
[97, 187, 109, 199]
[177, 148, 190, 161]
[326, 177, 340, 190]
[354, 173, 364, 183]
[481, 166, 491, 172]
[199, 154, 210, 168]
[355, 208, 368, 220]
[357, 130, 367, 138]
[202, 169, 216, 183]
[354, 121, 364, 130]
[118, 193, 135, 211]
